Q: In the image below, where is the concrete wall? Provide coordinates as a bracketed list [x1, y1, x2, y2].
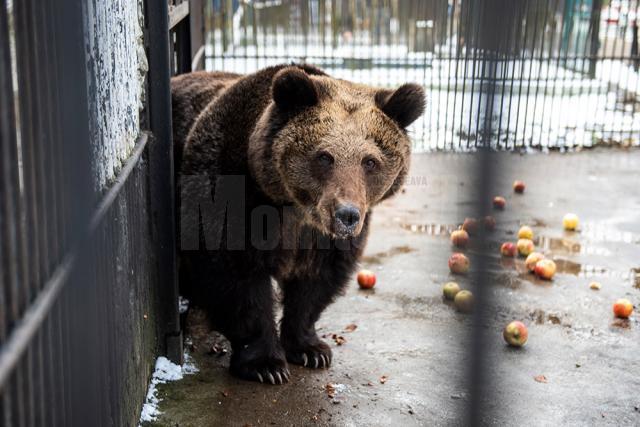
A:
[83, 0, 147, 189]
[81, 2, 160, 425]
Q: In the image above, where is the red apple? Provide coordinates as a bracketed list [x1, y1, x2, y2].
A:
[442, 282, 461, 300]
[493, 196, 506, 210]
[500, 242, 517, 257]
[513, 180, 526, 193]
[450, 229, 469, 248]
[448, 253, 470, 274]
[503, 321, 528, 347]
[454, 290, 474, 313]
[613, 298, 633, 319]
[517, 238, 535, 257]
[525, 252, 545, 272]
[357, 270, 376, 289]
[483, 216, 496, 231]
[462, 218, 478, 235]
[534, 259, 556, 280]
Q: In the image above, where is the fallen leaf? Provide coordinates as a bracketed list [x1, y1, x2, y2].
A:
[379, 375, 388, 384]
[325, 383, 336, 398]
[332, 334, 346, 345]
[344, 323, 358, 332]
[534, 375, 548, 383]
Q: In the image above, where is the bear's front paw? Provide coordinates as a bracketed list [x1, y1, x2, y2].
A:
[230, 343, 290, 385]
[283, 339, 333, 369]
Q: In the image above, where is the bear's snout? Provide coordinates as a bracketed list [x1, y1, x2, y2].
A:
[334, 203, 361, 237]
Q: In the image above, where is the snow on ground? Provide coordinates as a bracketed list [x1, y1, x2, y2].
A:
[138, 353, 199, 425]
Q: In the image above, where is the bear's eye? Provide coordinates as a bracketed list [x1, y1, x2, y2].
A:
[316, 152, 334, 167]
[363, 157, 377, 171]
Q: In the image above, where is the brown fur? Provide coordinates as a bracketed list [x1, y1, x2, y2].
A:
[172, 64, 424, 384]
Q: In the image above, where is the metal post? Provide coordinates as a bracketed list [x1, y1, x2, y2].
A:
[146, 0, 182, 364]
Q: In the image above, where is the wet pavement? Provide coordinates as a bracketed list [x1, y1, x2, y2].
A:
[147, 150, 640, 426]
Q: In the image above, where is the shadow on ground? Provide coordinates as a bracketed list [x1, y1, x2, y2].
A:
[147, 150, 640, 426]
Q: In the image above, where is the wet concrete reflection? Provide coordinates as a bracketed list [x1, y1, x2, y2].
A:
[361, 245, 417, 264]
[400, 223, 458, 235]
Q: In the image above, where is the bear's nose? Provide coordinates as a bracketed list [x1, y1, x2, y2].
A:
[335, 204, 361, 229]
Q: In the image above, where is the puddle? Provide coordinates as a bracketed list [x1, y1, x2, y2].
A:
[536, 236, 582, 254]
[537, 235, 613, 256]
[361, 245, 417, 264]
[400, 223, 458, 236]
[579, 222, 639, 244]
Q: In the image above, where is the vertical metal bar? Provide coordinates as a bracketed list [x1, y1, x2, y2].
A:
[444, 0, 457, 150]
[11, 0, 35, 324]
[537, 0, 562, 148]
[466, 1, 499, 423]
[0, 0, 22, 342]
[577, 0, 601, 146]
[457, 0, 474, 150]
[146, 0, 182, 364]
[24, 347, 34, 427]
[190, 0, 205, 70]
[56, 0, 95, 422]
[466, 0, 485, 149]
[495, 0, 517, 149]
[1, 386, 12, 427]
[520, 0, 542, 147]
[511, 1, 533, 149]
[12, 368, 25, 427]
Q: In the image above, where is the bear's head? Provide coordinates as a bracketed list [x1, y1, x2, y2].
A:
[249, 66, 425, 239]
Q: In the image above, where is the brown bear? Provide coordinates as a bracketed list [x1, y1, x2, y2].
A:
[171, 64, 424, 384]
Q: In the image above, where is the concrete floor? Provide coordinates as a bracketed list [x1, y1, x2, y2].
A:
[148, 150, 640, 426]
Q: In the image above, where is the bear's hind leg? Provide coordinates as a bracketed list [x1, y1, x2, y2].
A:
[216, 272, 290, 384]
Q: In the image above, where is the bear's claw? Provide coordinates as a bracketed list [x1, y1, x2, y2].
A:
[248, 364, 289, 385]
[284, 340, 333, 369]
[230, 346, 290, 385]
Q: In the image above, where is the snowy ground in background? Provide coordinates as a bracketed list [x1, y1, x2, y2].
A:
[204, 34, 640, 151]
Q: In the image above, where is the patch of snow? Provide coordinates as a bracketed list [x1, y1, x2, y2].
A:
[182, 352, 199, 375]
[138, 353, 198, 425]
[330, 383, 348, 394]
[178, 296, 189, 314]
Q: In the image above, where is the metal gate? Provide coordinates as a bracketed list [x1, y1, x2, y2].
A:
[203, 0, 640, 151]
[0, 1, 203, 425]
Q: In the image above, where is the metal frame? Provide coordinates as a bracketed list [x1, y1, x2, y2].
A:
[0, 0, 205, 424]
[203, 0, 640, 150]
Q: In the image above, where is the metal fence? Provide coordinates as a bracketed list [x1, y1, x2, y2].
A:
[0, 1, 202, 425]
[203, 0, 640, 151]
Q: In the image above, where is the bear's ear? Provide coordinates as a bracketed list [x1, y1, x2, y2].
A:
[272, 67, 319, 111]
[375, 83, 425, 128]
